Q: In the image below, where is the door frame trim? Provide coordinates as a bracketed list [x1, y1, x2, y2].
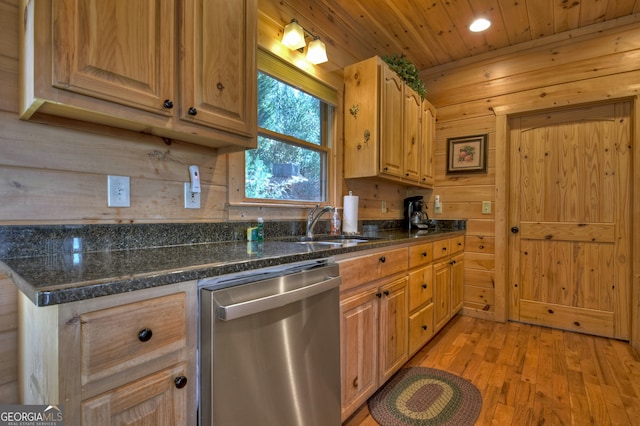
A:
[494, 97, 639, 348]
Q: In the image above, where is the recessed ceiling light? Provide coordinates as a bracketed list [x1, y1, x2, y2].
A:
[470, 18, 491, 32]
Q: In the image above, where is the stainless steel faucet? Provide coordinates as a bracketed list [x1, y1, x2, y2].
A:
[306, 205, 334, 238]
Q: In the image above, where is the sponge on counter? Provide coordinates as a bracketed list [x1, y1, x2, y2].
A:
[246, 226, 259, 241]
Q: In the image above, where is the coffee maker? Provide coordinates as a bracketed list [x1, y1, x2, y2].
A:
[403, 196, 430, 230]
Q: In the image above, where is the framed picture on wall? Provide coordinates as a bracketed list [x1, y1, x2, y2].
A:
[446, 134, 488, 174]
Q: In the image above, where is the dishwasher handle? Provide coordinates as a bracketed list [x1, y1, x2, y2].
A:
[217, 275, 341, 321]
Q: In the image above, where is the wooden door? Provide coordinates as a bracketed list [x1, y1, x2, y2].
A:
[53, 0, 175, 115]
[340, 288, 378, 421]
[378, 277, 408, 383]
[181, 0, 257, 137]
[403, 87, 421, 182]
[508, 102, 631, 339]
[379, 65, 404, 178]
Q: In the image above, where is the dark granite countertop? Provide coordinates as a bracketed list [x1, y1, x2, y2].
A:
[0, 222, 465, 307]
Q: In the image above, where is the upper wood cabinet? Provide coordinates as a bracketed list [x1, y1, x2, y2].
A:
[20, 0, 257, 151]
[344, 56, 434, 188]
[420, 99, 436, 186]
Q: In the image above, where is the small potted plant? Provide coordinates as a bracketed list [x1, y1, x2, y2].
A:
[382, 54, 427, 100]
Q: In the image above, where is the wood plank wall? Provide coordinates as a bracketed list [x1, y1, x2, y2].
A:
[421, 15, 640, 327]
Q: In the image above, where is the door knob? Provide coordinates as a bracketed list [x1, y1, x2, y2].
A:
[511, 226, 519, 234]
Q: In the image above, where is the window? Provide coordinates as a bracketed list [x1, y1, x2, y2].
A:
[244, 56, 335, 203]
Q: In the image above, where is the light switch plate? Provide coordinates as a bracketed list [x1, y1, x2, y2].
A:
[107, 175, 130, 208]
[482, 201, 492, 214]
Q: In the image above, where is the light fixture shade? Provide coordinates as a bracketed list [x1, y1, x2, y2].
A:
[306, 38, 328, 64]
[469, 18, 491, 32]
[282, 19, 306, 50]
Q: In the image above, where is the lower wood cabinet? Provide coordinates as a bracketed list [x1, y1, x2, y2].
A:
[81, 363, 189, 425]
[19, 282, 197, 426]
[339, 276, 409, 421]
[339, 234, 465, 421]
[434, 251, 465, 332]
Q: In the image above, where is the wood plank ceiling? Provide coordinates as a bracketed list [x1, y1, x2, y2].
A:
[259, 0, 640, 71]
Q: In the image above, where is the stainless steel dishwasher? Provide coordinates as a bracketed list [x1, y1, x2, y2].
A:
[199, 259, 342, 426]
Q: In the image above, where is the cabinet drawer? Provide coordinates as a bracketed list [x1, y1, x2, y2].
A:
[409, 242, 433, 268]
[80, 293, 187, 385]
[409, 303, 434, 355]
[339, 248, 408, 292]
[432, 238, 450, 260]
[408, 265, 433, 312]
[450, 236, 465, 254]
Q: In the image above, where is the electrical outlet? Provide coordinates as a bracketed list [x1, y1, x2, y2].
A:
[184, 182, 201, 209]
[434, 204, 442, 214]
[482, 201, 492, 214]
[107, 175, 130, 207]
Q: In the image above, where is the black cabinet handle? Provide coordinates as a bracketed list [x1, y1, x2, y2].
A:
[188, 107, 197, 116]
[442, 247, 447, 251]
[163, 99, 174, 109]
[450, 260, 456, 265]
[422, 284, 427, 289]
[379, 256, 386, 263]
[138, 328, 153, 342]
[383, 290, 390, 296]
[511, 226, 519, 234]
[422, 251, 428, 257]
[174, 376, 188, 389]
[422, 325, 428, 330]
[376, 292, 382, 298]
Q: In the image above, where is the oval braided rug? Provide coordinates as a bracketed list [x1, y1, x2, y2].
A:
[368, 367, 482, 425]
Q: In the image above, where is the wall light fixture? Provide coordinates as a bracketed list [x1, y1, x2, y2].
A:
[281, 19, 328, 64]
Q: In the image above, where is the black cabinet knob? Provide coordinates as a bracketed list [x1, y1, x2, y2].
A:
[422, 325, 428, 330]
[422, 284, 427, 289]
[511, 226, 520, 234]
[174, 376, 188, 389]
[163, 99, 174, 109]
[376, 292, 382, 298]
[422, 252, 428, 257]
[138, 328, 153, 342]
[379, 256, 386, 263]
[450, 260, 456, 265]
[216, 82, 225, 90]
[383, 290, 390, 296]
[188, 107, 197, 116]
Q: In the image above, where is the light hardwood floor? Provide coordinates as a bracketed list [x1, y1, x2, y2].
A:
[348, 315, 640, 426]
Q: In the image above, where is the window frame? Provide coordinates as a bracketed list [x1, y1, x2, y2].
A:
[228, 49, 338, 209]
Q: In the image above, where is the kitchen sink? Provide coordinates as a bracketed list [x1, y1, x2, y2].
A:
[294, 235, 380, 247]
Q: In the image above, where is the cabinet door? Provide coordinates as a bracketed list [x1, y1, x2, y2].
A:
[379, 65, 404, 178]
[378, 277, 409, 383]
[433, 260, 451, 331]
[420, 100, 436, 186]
[450, 254, 465, 314]
[181, 0, 257, 138]
[403, 87, 421, 182]
[409, 303, 434, 356]
[82, 363, 188, 426]
[53, 0, 176, 115]
[409, 265, 433, 312]
[340, 289, 379, 421]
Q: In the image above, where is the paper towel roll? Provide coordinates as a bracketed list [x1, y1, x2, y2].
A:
[343, 192, 359, 234]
